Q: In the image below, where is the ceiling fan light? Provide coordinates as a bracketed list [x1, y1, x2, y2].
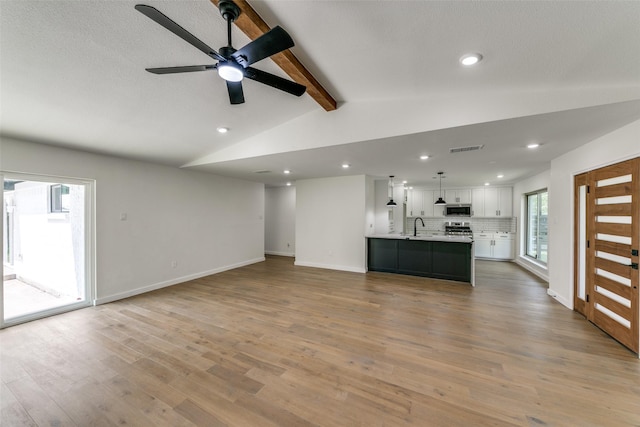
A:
[218, 62, 244, 82]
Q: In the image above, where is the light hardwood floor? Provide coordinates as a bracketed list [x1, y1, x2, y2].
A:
[1, 257, 639, 426]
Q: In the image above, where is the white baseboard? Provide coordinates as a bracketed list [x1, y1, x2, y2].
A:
[514, 257, 549, 282]
[547, 288, 572, 309]
[94, 257, 265, 305]
[294, 260, 366, 274]
[265, 251, 295, 257]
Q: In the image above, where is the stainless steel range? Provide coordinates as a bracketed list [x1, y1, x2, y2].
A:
[444, 221, 473, 236]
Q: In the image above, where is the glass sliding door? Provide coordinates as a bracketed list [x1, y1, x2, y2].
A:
[525, 190, 548, 263]
[2, 173, 93, 327]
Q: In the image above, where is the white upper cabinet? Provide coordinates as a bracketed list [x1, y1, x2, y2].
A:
[406, 186, 512, 217]
[498, 187, 513, 217]
[407, 188, 423, 217]
[471, 188, 485, 217]
[407, 189, 438, 217]
[483, 188, 499, 217]
[444, 189, 471, 204]
[422, 190, 436, 217]
[480, 187, 512, 217]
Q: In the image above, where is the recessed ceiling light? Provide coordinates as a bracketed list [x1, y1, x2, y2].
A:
[216, 127, 229, 133]
[484, 182, 490, 186]
[402, 180, 407, 184]
[342, 163, 350, 169]
[286, 182, 292, 186]
[420, 155, 430, 160]
[283, 170, 291, 174]
[408, 186, 413, 190]
[497, 174, 504, 178]
[460, 53, 483, 66]
[527, 143, 540, 149]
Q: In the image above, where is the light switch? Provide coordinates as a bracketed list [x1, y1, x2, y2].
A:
[120, 213, 127, 221]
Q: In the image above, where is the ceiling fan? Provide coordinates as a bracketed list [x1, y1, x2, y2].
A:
[135, 1, 306, 105]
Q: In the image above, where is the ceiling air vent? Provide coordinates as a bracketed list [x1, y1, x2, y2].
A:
[450, 145, 485, 154]
[253, 170, 272, 174]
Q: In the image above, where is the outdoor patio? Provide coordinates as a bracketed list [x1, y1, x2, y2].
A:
[3, 264, 78, 320]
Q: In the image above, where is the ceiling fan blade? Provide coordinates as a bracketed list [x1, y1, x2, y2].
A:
[146, 65, 216, 74]
[226, 81, 245, 105]
[232, 26, 294, 67]
[244, 67, 306, 97]
[135, 5, 224, 62]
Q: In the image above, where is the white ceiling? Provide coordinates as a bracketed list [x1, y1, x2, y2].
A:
[2, 0, 640, 187]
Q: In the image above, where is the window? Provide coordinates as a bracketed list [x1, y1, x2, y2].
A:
[526, 190, 548, 263]
[50, 184, 70, 213]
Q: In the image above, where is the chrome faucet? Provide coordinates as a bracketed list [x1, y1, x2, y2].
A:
[414, 217, 425, 237]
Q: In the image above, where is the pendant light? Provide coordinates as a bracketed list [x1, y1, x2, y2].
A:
[386, 175, 397, 207]
[434, 171, 447, 205]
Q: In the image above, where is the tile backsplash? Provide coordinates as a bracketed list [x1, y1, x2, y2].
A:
[406, 217, 516, 234]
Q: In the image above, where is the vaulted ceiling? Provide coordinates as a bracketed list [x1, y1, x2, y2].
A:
[2, 0, 639, 187]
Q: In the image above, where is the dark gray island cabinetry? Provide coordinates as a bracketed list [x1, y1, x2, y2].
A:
[367, 236, 474, 285]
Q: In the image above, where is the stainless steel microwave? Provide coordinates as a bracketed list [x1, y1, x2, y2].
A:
[445, 204, 472, 216]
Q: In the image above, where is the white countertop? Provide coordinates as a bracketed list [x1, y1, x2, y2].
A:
[367, 234, 473, 243]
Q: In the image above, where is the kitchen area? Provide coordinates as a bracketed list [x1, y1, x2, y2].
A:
[367, 181, 516, 285]
[403, 184, 516, 261]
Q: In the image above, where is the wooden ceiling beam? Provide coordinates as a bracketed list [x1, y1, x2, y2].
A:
[209, 0, 337, 111]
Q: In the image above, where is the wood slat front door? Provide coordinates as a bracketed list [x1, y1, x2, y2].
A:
[581, 158, 639, 353]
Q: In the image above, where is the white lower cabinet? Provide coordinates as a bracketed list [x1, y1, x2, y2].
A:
[474, 233, 494, 258]
[474, 233, 514, 260]
[493, 234, 515, 259]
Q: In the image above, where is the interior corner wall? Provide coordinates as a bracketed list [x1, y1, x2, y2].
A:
[295, 175, 367, 273]
[265, 186, 296, 257]
[548, 118, 640, 309]
[512, 169, 550, 282]
[364, 175, 376, 236]
[0, 137, 265, 304]
[374, 179, 392, 234]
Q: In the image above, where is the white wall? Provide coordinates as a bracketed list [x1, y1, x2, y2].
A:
[374, 179, 390, 234]
[512, 170, 551, 281]
[264, 186, 296, 257]
[295, 175, 368, 273]
[548, 118, 640, 309]
[1, 137, 265, 304]
[364, 175, 376, 236]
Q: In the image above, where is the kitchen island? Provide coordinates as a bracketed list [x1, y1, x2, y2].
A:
[367, 234, 474, 285]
